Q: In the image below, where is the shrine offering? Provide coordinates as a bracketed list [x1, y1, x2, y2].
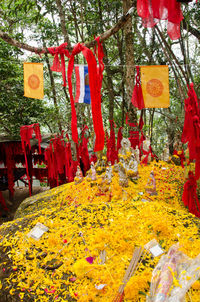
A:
[0, 158, 200, 302]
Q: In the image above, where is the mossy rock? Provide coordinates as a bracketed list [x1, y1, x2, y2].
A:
[14, 184, 67, 219]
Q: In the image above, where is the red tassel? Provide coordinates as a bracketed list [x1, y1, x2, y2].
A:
[131, 66, 145, 110]
[81, 45, 105, 151]
[107, 120, 117, 164]
[20, 123, 42, 196]
[182, 171, 200, 218]
[181, 83, 200, 179]
[48, 43, 70, 87]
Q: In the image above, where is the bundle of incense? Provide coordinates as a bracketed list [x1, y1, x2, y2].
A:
[113, 246, 144, 302]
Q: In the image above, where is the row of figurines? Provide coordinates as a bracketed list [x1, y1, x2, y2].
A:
[75, 159, 157, 196]
[74, 138, 157, 195]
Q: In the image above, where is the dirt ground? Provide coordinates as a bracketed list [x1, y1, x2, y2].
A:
[0, 186, 49, 226]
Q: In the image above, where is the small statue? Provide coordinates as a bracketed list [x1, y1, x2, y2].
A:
[74, 166, 83, 185]
[118, 162, 128, 187]
[119, 138, 133, 155]
[134, 145, 140, 163]
[145, 171, 157, 196]
[103, 162, 113, 184]
[127, 154, 139, 180]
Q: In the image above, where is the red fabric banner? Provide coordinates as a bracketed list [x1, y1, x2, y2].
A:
[20, 123, 42, 196]
[79, 125, 90, 175]
[66, 41, 105, 151]
[81, 45, 105, 151]
[182, 171, 200, 218]
[131, 66, 145, 110]
[48, 43, 70, 87]
[137, 0, 183, 40]
[129, 131, 139, 149]
[107, 120, 117, 164]
[181, 83, 200, 179]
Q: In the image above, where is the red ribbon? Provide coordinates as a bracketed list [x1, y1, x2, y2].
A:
[131, 66, 145, 110]
[107, 120, 117, 164]
[20, 123, 42, 196]
[48, 40, 105, 151]
[182, 171, 200, 218]
[95, 36, 104, 90]
[48, 43, 70, 87]
[67, 43, 84, 143]
[67, 41, 105, 151]
[181, 83, 200, 179]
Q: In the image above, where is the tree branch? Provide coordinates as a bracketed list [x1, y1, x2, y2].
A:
[0, 9, 133, 54]
[182, 19, 200, 41]
[0, 29, 45, 53]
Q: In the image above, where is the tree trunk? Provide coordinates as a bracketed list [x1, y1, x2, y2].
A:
[122, 0, 137, 124]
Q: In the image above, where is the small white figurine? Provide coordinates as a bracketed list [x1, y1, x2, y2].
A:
[74, 166, 83, 185]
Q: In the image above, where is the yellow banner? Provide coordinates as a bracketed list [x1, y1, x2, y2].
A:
[24, 63, 44, 99]
[140, 65, 169, 108]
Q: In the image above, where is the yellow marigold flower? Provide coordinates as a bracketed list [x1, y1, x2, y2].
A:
[192, 280, 200, 290]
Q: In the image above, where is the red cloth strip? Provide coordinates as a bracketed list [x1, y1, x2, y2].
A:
[182, 171, 200, 218]
[20, 123, 42, 196]
[137, 0, 183, 40]
[74, 66, 81, 103]
[48, 43, 70, 87]
[67, 43, 84, 143]
[67, 41, 105, 151]
[82, 46, 104, 151]
[131, 66, 145, 110]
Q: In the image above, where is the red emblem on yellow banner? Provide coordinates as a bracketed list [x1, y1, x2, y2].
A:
[140, 65, 170, 108]
[24, 63, 44, 99]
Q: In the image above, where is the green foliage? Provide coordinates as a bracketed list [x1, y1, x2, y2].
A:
[0, 0, 199, 152]
[0, 40, 54, 137]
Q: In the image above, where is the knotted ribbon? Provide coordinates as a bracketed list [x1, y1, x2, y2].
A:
[131, 66, 145, 110]
[48, 43, 70, 87]
[67, 41, 105, 151]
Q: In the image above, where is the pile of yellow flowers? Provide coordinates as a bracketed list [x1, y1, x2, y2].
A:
[0, 161, 200, 302]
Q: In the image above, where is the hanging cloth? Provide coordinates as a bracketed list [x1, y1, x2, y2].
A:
[131, 66, 145, 110]
[20, 123, 42, 196]
[107, 120, 117, 164]
[48, 43, 70, 87]
[79, 125, 90, 174]
[181, 83, 200, 179]
[182, 171, 200, 218]
[67, 41, 105, 151]
[137, 0, 183, 40]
